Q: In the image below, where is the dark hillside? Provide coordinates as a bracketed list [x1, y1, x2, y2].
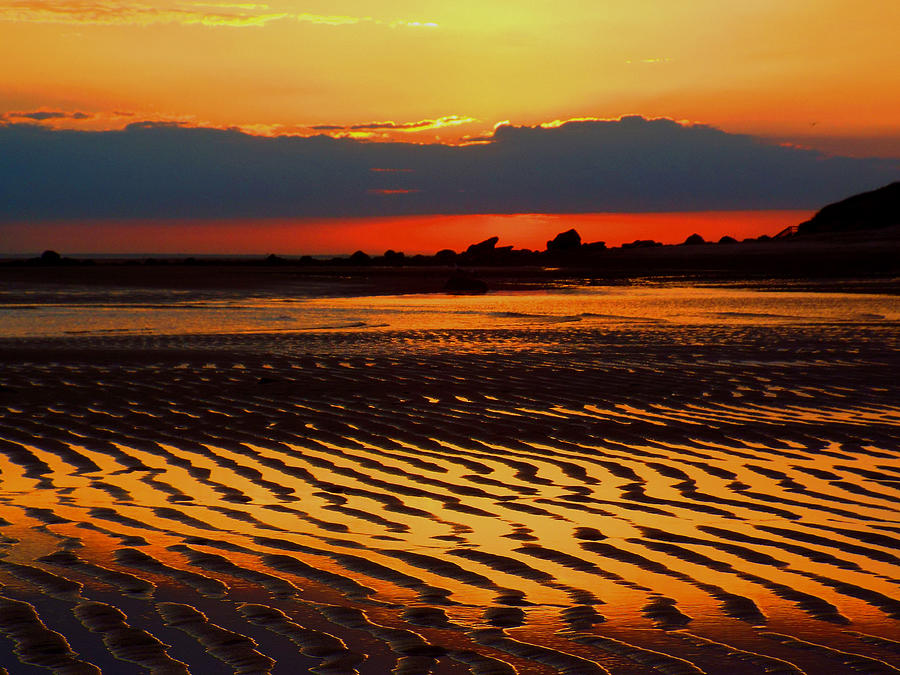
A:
[798, 181, 899, 234]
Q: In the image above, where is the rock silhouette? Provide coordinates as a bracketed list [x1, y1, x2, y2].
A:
[621, 239, 663, 249]
[546, 229, 582, 252]
[349, 250, 371, 265]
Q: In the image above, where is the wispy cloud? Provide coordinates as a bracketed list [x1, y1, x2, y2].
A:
[539, 116, 614, 129]
[295, 12, 364, 26]
[190, 2, 270, 8]
[387, 20, 437, 28]
[0, 2, 438, 29]
[0, 109, 93, 121]
[624, 57, 672, 65]
[366, 188, 421, 195]
[0, 1, 288, 27]
[312, 116, 476, 134]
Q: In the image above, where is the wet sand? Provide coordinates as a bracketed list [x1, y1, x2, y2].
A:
[0, 318, 898, 674]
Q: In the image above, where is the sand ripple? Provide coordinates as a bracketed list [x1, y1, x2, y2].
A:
[0, 322, 898, 673]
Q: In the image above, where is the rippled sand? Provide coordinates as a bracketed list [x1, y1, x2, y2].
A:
[0, 321, 898, 674]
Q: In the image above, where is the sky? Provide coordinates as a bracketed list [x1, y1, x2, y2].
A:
[1, 1, 898, 253]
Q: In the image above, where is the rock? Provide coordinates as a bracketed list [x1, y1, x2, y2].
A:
[582, 241, 607, 252]
[434, 249, 457, 264]
[682, 233, 705, 245]
[383, 250, 405, 266]
[348, 250, 371, 265]
[28, 249, 81, 266]
[463, 236, 503, 264]
[466, 237, 499, 256]
[718, 235, 737, 244]
[621, 239, 662, 249]
[546, 229, 582, 252]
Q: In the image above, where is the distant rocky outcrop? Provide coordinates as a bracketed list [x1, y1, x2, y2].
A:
[581, 241, 606, 252]
[462, 237, 500, 264]
[457, 236, 535, 264]
[544, 229, 605, 257]
[466, 236, 499, 257]
[434, 249, 457, 264]
[349, 250, 371, 265]
[621, 239, 662, 249]
[382, 249, 405, 266]
[797, 181, 899, 235]
[546, 229, 581, 252]
[681, 233, 705, 245]
[22, 250, 88, 266]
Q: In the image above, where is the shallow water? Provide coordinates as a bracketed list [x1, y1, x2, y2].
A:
[0, 285, 898, 674]
[1, 285, 898, 337]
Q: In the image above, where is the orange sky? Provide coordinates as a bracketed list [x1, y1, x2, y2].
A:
[0, 211, 810, 256]
[1, 0, 899, 157]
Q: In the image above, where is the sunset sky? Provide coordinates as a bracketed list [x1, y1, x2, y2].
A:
[1, 1, 898, 253]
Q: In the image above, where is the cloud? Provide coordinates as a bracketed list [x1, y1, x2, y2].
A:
[1, 109, 92, 121]
[0, 1, 289, 27]
[348, 116, 477, 132]
[624, 57, 672, 64]
[308, 116, 476, 135]
[387, 20, 438, 28]
[366, 189, 421, 195]
[295, 12, 365, 26]
[0, 116, 896, 221]
[0, 1, 438, 29]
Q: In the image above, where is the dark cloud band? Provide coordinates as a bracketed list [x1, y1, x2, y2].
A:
[1, 110, 92, 121]
[0, 116, 896, 220]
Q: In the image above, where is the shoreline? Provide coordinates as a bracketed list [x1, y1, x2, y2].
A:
[2, 232, 900, 299]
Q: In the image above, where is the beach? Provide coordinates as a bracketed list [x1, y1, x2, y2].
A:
[0, 276, 898, 674]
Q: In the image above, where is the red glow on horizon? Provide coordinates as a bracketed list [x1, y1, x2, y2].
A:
[0, 211, 811, 256]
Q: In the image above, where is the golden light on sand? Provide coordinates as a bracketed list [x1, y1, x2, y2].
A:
[0, 283, 898, 672]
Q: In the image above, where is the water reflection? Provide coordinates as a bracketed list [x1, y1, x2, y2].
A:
[0, 285, 898, 338]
